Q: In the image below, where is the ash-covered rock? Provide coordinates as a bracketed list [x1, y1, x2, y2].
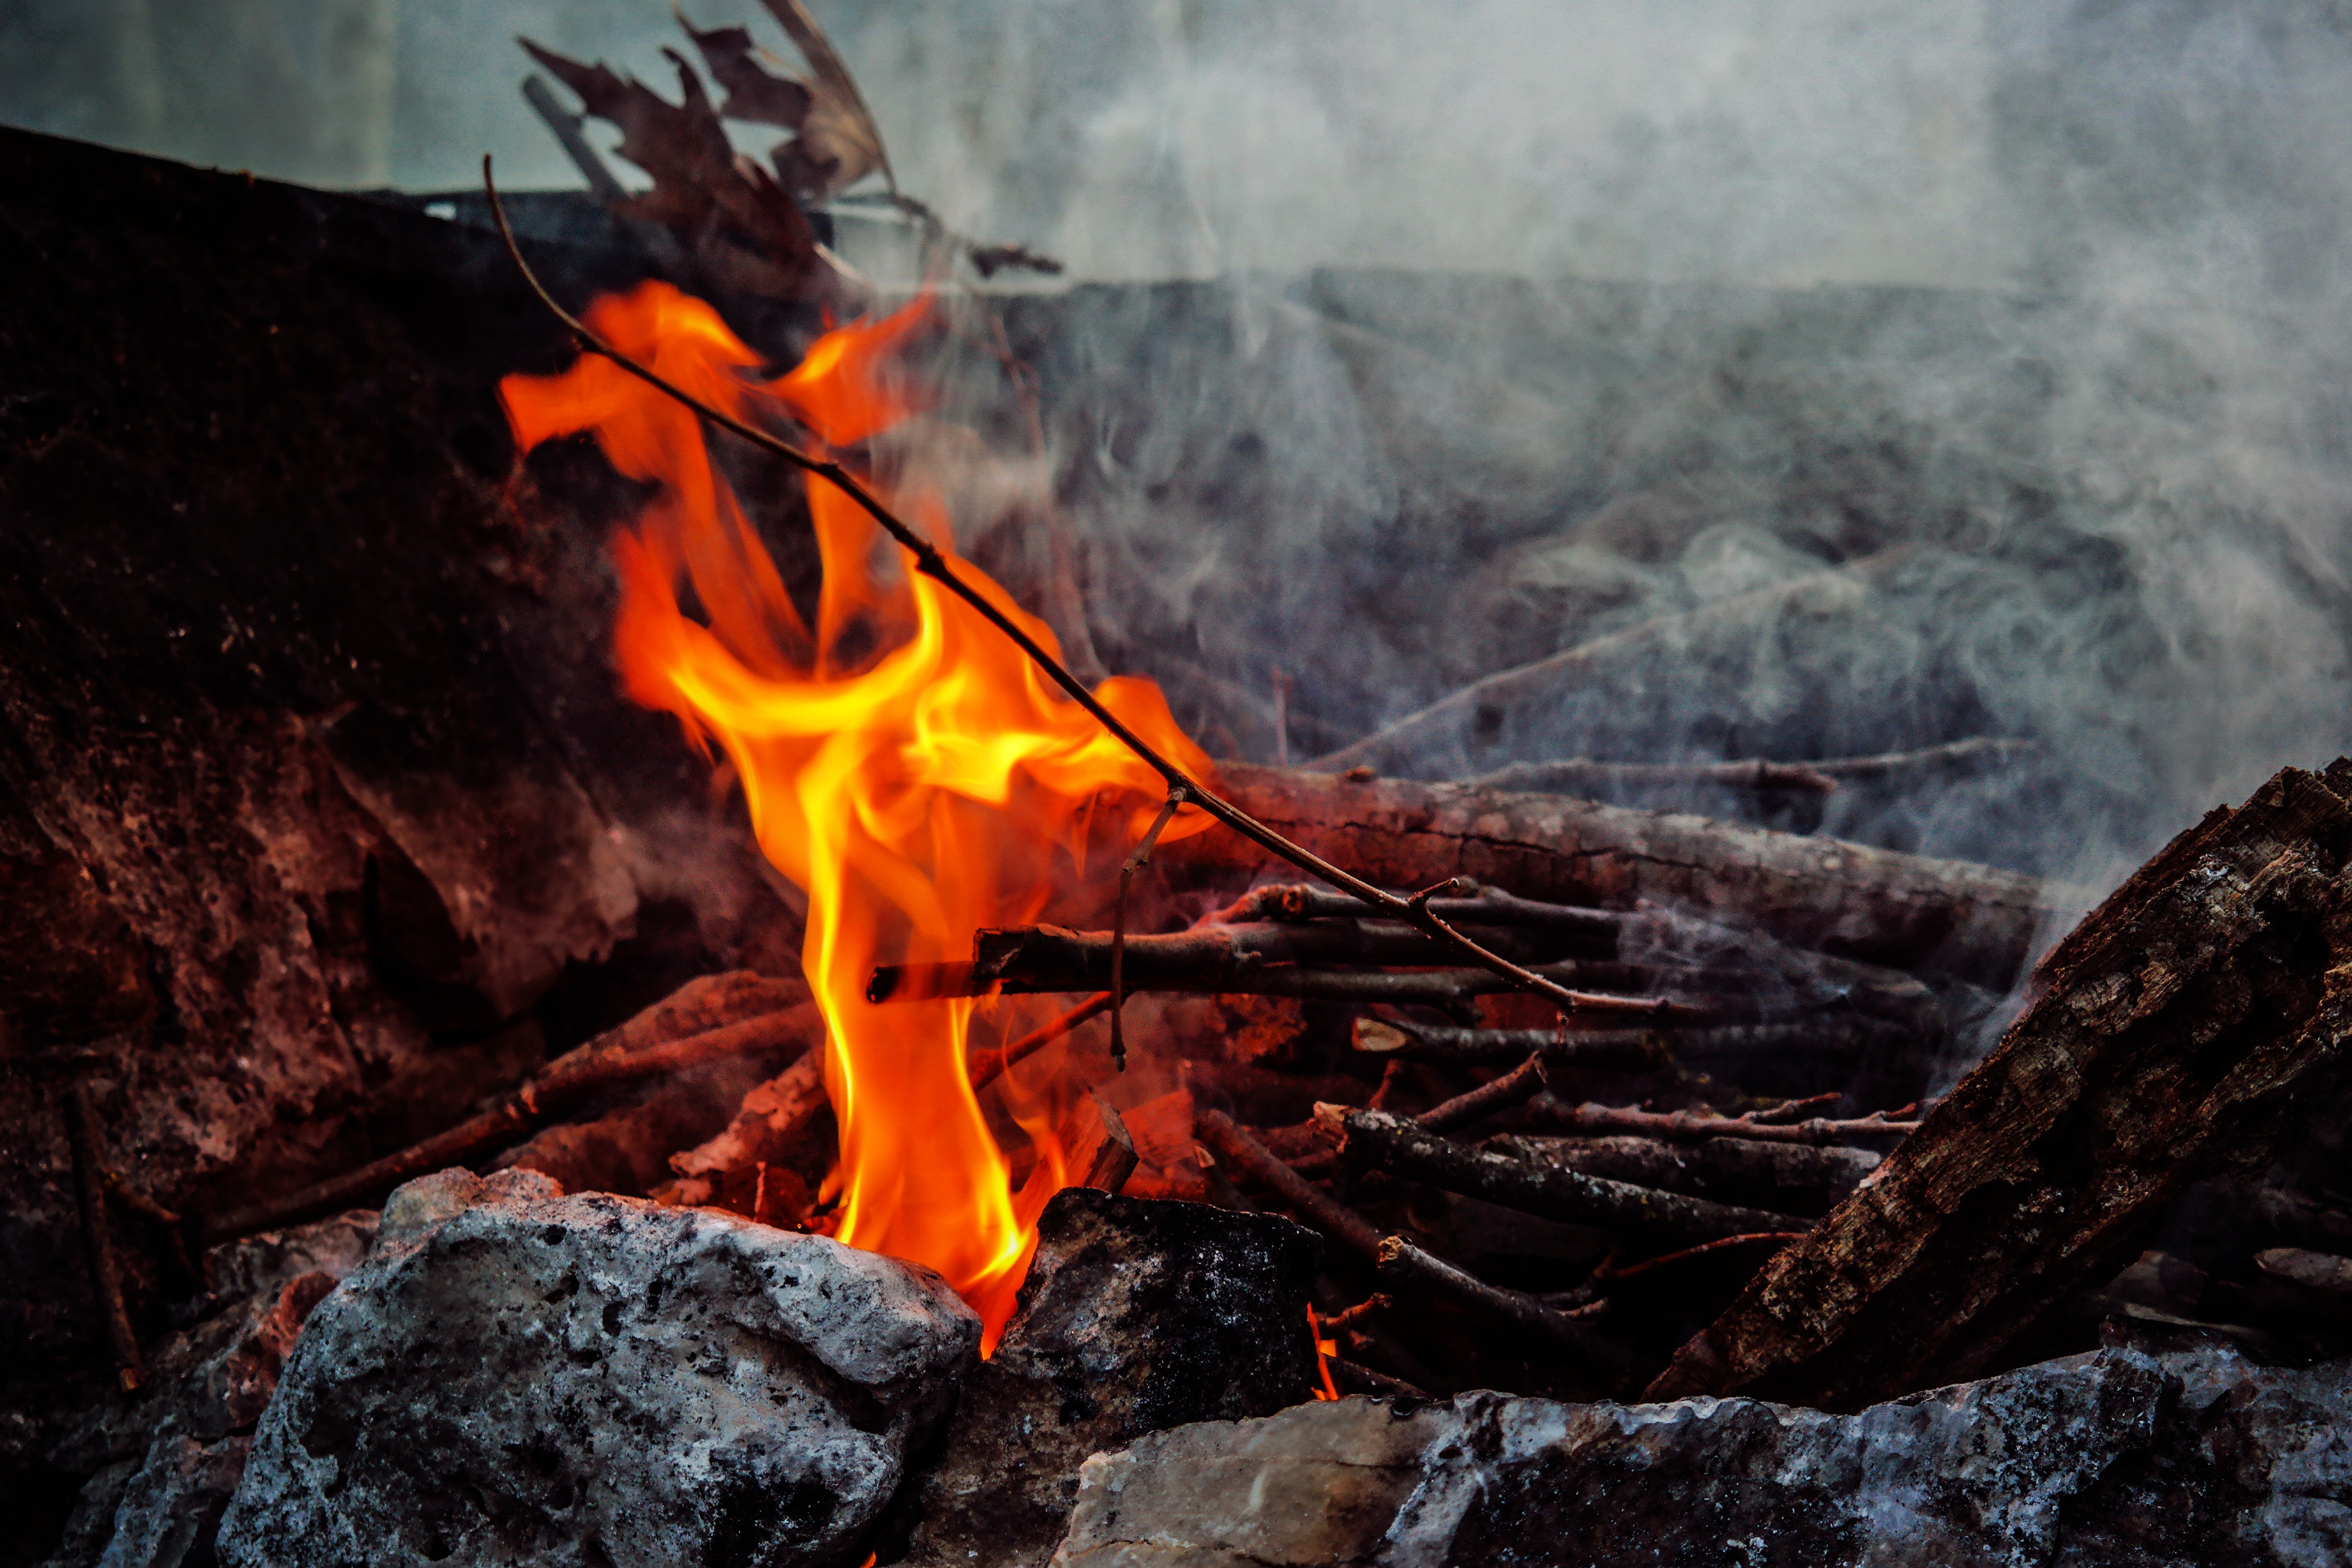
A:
[217, 1167, 979, 1568]
[900, 1188, 1321, 1568]
[88, 1433, 250, 1568]
[1050, 1344, 2352, 1566]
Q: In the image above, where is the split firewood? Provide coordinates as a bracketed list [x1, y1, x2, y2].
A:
[1063, 1091, 1139, 1195]
[659, 1037, 831, 1210]
[1522, 1095, 1924, 1148]
[1322, 1106, 1812, 1246]
[1645, 761, 2352, 1409]
[1159, 764, 2049, 990]
[1489, 1134, 1881, 1215]
[206, 974, 814, 1240]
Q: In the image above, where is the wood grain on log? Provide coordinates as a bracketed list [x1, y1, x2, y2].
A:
[1159, 764, 2049, 989]
[1644, 762, 2352, 1410]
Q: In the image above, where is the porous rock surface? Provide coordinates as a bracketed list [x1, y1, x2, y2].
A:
[901, 1188, 1322, 1568]
[216, 1168, 980, 1568]
[1050, 1343, 2352, 1566]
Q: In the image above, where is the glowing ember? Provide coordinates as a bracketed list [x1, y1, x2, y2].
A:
[501, 282, 1213, 1345]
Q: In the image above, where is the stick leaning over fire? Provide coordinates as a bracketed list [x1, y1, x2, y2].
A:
[481, 159, 1631, 1026]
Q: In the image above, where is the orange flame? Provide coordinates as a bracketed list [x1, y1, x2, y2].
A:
[502, 283, 1213, 1345]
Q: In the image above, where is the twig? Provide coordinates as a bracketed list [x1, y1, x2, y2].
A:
[1329, 1107, 1812, 1246]
[869, 928, 1716, 1016]
[968, 992, 1112, 1093]
[1194, 1107, 1384, 1259]
[1745, 1091, 1844, 1125]
[1524, 1095, 1924, 1148]
[1111, 788, 1186, 1070]
[1413, 1053, 1551, 1135]
[1596, 1231, 1810, 1280]
[1327, 1355, 1425, 1400]
[483, 158, 1622, 1025]
[207, 1004, 819, 1240]
[1474, 758, 1838, 796]
[1320, 1294, 1393, 1334]
[64, 1080, 143, 1390]
[1351, 1016, 1660, 1069]
[1373, 1236, 1639, 1393]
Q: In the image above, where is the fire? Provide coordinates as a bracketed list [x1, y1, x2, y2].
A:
[502, 282, 1213, 1345]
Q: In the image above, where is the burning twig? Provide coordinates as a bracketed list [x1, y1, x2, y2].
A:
[208, 1001, 821, 1240]
[1323, 1106, 1812, 1245]
[482, 161, 1651, 1026]
[966, 992, 1113, 1093]
[1110, 787, 1187, 1070]
[63, 1078, 143, 1390]
[1326, 1355, 1425, 1400]
[1522, 1095, 1924, 1147]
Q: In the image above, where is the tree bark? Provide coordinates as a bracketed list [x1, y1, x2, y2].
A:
[1161, 764, 2050, 989]
[1645, 761, 2352, 1410]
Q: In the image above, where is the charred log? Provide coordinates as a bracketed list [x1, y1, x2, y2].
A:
[1647, 761, 2352, 1409]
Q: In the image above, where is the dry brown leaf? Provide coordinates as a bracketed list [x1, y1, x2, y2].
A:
[519, 36, 820, 297]
[678, 15, 813, 129]
[757, 0, 891, 197]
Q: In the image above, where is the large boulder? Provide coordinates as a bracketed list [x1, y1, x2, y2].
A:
[216, 1168, 980, 1568]
[1049, 1341, 2352, 1566]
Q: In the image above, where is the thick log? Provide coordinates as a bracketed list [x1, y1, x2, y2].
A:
[1329, 1107, 1811, 1246]
[1645, 762, 2352, 1410]
[1161, 764, 2049, 989]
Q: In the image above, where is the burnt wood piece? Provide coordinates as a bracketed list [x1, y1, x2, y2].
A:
[206, 990, 818, 1240]
[660, 1038, 833, 1207]
[2251, 1185, 2352, 1252]
[63, 1078, 143, 1390]
[1468, 737, 2041, 799]
[1645, 761, 2352, 1410]
[1491, 1134, 1881, 1216]
[1067, 1092, 1140, 1195]
[1159, 764, 2049, 989]
[1522, 1095, 1924, 1147]
[1329, 1107, 1812, 1246]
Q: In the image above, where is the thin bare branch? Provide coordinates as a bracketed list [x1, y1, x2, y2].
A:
[481, 158, 1608, 1022]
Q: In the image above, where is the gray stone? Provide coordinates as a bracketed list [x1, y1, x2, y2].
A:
[217, 1167, 980, 1568]
[1049, 1345, 2352, 1567]
[96, 1434, 251, 1568]
[901, 1189, 1322, 1568]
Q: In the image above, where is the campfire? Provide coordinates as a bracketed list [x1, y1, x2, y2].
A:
[11, 6, 2352, 1567]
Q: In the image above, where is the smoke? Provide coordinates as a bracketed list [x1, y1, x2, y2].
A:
[6, 0, 2351, 901]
